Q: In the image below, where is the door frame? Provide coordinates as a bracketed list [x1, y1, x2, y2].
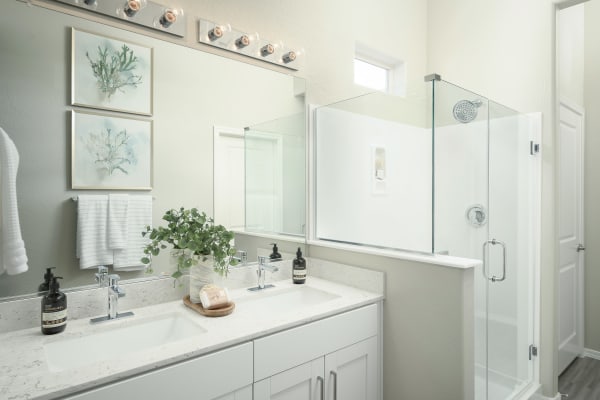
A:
[213, 125, 245, 229]
[554, 0, 588, 391]
[557, 98, 586, 373]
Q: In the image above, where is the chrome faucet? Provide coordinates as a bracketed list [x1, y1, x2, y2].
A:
[90, 274, 134, 323]
[107, 274, 125, 319]
[94, 266, 108, 288]
[248, 256, 279, 291]
[232, 250, 248, 266]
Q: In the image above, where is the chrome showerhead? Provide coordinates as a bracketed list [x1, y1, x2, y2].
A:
[452, 99, 483, 123]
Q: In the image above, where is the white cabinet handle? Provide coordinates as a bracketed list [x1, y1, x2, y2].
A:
[317, 376, 324, 400]
[330, 371, 338, 400]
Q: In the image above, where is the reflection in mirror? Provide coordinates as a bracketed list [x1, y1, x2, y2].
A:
[314, 91, 432, 253]
[0, 1, 306, 299]
[245, 113, 306, 237]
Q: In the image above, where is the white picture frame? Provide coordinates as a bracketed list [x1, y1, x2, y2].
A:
[71, 28, 153, 116]
[71, 110, 153, 190]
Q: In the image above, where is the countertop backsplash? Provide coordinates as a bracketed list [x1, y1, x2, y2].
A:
[0, 257, 384, 334]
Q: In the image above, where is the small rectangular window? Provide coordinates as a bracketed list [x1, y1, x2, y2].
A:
[354, 42, 406, 97]
[354, 58, 389, 92]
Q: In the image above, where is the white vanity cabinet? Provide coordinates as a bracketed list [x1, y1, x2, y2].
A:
[63, 342, 253, 400]
[60, 303, 380, 400]
[253, 304, 380, 400]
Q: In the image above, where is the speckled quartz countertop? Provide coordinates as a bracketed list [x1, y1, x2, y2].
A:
[0, 259, 384, 400]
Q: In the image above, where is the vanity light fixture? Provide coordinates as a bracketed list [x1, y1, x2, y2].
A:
[54, 0, 187, 37]
[157, 7, 182, 28]
[235, 34, 250, 49]
[197, 18, 302, 70]
[282, 51, 296, 64]
[260, 43, 275, 57]
[122, 0, 146, 18]
[208, 25, 226, 41]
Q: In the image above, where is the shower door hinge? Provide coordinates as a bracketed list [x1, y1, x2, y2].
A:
[529, 344, 538, 360]
[530, 141, 540, 155]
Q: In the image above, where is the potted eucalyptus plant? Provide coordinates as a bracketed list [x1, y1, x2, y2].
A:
[140, 207, 237, 281]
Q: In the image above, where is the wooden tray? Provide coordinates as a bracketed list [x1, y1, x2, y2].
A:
[183, 295, 235, 317]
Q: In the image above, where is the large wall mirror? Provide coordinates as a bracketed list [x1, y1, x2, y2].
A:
[0, 1, 306, 298]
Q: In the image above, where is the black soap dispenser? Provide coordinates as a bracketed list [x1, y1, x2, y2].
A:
[292, 247, 306, 284]
[269, 243, 282, 261]
[41, 277, 67, 335]
[38, 267, 56, 292]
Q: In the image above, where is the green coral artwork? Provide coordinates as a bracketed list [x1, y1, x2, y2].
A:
[86, 44, 143, 99]
[83, 127, 138, 176]
[72, 28, 153, 115]
[72, 111, 153, 190]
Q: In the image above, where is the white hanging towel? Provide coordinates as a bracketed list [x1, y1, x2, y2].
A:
[0, 127, 28, 275]
[107, 194, 129, 249]
[76, 195, 113, 269]
[113, 195, 152, 271]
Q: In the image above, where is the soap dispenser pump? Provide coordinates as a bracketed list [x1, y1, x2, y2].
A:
[269, 243, 282, 261]
[38, 267, 56, 292]
[292, 247, 306, 284]
[41, 277, 67, 335]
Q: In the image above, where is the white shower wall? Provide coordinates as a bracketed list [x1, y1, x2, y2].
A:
[315, 107, 432, 252]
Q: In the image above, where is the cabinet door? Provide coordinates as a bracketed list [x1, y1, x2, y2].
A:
[254, 358, 325, 400]
[214, 385, 253, 400]
[64, 343, 253, 400]
[325, 336, 378, 400]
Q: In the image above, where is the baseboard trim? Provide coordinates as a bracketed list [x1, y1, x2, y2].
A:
[529, 393, 561, 400]
[584, 348, 600, 361]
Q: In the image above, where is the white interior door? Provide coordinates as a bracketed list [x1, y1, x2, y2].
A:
[213, 126, 245, 230]
[557, 100, 585, 375]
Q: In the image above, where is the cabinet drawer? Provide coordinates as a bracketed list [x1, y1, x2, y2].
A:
[254, 304, 378, 381]
[66, 342, 253, 400]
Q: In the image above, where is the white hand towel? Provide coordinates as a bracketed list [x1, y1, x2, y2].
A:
[108, 194, 129, 249]
[113, 195, 152, 271]
[76, 195, 113, 269]
[0, 127, 28, 275]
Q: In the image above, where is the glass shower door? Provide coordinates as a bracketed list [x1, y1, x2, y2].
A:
[484, 103, 535, 400]
[432, 79, 536, 400]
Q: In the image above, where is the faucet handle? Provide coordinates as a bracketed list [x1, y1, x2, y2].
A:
[233, 250, 247, 265]
[258, 255, 268, 265]
[95, 266, 109, 287]
[108, 274, 121, 287]
[108, 274, 126, 297]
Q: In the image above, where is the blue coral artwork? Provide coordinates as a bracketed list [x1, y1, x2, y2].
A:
[72, 110, 152, 190]
[72, 28, 153, 116]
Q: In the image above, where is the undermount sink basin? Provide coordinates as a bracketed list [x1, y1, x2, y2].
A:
[44, 313, 206, 372]
[240, 285, 340, 313]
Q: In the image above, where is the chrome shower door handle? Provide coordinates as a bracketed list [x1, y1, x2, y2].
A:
[482, 239, 507, 283]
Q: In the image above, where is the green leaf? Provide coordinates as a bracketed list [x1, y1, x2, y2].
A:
[172, 270, 183, 280]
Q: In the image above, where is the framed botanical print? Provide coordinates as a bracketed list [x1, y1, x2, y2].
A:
[71, 110, 153, 190]
[71, 28, 153, 115]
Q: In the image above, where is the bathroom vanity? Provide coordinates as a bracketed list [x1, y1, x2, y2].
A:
[0, 259, 384, 400]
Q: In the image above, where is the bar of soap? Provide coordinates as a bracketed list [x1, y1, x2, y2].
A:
[199, 284, 231, 310]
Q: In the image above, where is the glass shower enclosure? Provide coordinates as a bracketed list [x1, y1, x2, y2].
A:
[431, 77, 538, 400]
[314, 75, 539, 400]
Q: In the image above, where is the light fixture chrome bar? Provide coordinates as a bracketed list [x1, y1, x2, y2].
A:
[198, 18, 302, 71]
[52, 0, 187, 38]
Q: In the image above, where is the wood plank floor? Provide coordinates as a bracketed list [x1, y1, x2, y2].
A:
[559, 357, 600, 399]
